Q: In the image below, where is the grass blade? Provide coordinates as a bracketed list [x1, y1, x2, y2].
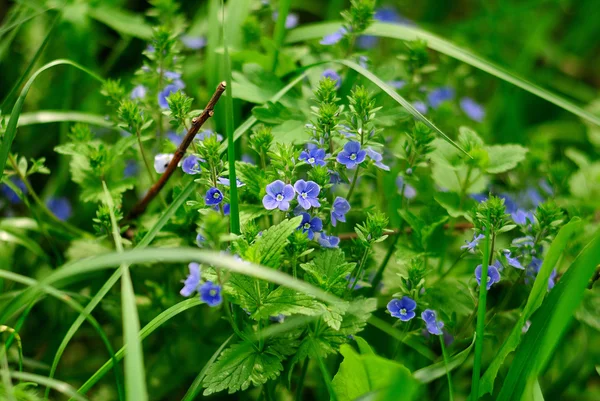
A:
[497, 229, 600, 401]
[10, 371, 89, 401]
[0, 59, 104, 183]
[270, 0, 291, 72]
[286, 22, 600, 126]
[413, 335, 475, 384]
[17, 111, 115, 128]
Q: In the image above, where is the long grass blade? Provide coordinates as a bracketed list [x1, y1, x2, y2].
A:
[270, 0, 291, 72]
[285, 22, 600, 126]
[17, 111, 114, 128]
[10, 371, 89, 401]
[414, 335, 475, 384]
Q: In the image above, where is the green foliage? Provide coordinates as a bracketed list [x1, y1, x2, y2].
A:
[301, 249, 355, 296]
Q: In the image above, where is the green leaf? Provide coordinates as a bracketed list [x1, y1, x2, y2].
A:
[414, 336, 475, 383]
[250, 285, 324, 320]
[17, 111, 115, 128]
[496, 227, 600, 401]
[251, 101, 305, 124]
[9, 372, 90, 401]
[332, 342, 418, 401]
[202, 340, 285, 395]
[575, 282, 600, 331]
[245, 216, 303, 268]
[479, 218, 582, 396]
[300, 249, 356, 296]
[434, 192, 476, 218]
[87, 6, 153, 39]
[232, 64, 297, 106]
[484, 144, 528, 174]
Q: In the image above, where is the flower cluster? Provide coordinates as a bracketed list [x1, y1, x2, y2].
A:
[180, 262, 222, 307]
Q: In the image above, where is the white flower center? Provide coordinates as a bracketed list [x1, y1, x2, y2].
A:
[276, 194, 284, 201]
[400, 308, 407, 315]
[303, 223, 311, 229]
[308, 157, 315, 164]
[350, 153, 357, 160]
[210, 289, 217, 296]
[486, 276, 491, 282]
[301, 192, 308, 199]
[213, 192, 220, 199]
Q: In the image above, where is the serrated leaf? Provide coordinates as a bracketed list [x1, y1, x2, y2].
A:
[484, 144, 528, 174]
[434, 191, 476, 218]
[300, 249, 355, 296]
[245, 216, 303, 268]
[250, 286, 324, 320]
[251, 101, 305, 124]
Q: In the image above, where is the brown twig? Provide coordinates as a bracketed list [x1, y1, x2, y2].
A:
[127, 82, 227, 220]
[338, 221, 474, 240]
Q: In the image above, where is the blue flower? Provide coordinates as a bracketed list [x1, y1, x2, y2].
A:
[299, 213, 322, 240]
[422, 309, 444, 335]
[180, 263, 201, 297]
[294, 180, 321, 210]
[1, 177, 27, 204]
[167, 131, 184, 146]
[504, 251, 524, 270]
[322, 69, 342, 89]
[388, 80, 406, 90]
[158, 84, 182, 109]
[320, 27, 347, 45]
[337, 141, 366, 169]
[548, 269, 557, 290]
[272, 11, 299, 29]
[154, 153, 173, 173]
[269, 314, 286, 323]
[365, 147, 390, 171]
[299, 147, 327, 167]
[205, 187, 223, 206]
[527, 257, 556, 291]
[329, 170, 343, 184]
[396, 176, 417, 199]
[461, 233, 485, 252]
[413, 101, 428, 114]
[460, 97, 485, 122]
[499, 193, 518, 214]
[196, 129, 223, 142]
[218, 177, 245, 187]
[182, 155, 202, 175]
[318, 231, 340, 248]
[387, 296, 417, 321]
[181, 35, 207, 49]
[526, 187, 544, 207]
[511, 209, 533, 225]
[199, 281, 222, 307]
[46, 197, 72, 221]
[130, 85, 147, 100]
[196, 233, 206, 247]
[356, 7, 408, 49]
[428, 87, 455, 109]
[358, 55, 368, 69]
[124, 160, 138, 178]
[263, 180, 295, 211]
[356, 35, 378, 49]
[475, 263, 501, 290]
[331, 196, 350, 226]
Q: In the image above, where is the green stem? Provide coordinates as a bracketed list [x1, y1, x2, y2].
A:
[270, 0, 291, 73]
[440, 335, 454, 401]
[369, 234, 399, 295]
[295, 358, 309, 401]
[349, 246, 370, 293]
[471, 228, 492, 400]
[345, 165, 360, 201]
[315, 349, 337, 401]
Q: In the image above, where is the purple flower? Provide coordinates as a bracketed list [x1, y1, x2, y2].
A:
[388, 80, 406, 90]
[196, 233, 206, 247]
[318, 232, 340, 248]
[428, 87, 455, 109]
[262, 180, 295, 211]
[356, 7, 409, 49]
[1, 177, 27, 204]
[322, 69, 341, 89]
[158, 84, 182, 109]
[396, 176, 417, 199]
[299, 147, 327, 167]
[331, 196, 350, 227]
[124, 160, 138, 178]
[180, 263, 201, 296]
[504, 251, 524, 270]
[205, 187, 223, 206]
[422, 309, 444, 335]
[358, 55, 368, 68]
[294, 180, 321, 210]
[168, 131, 184, 146]
[199, 281, 222, 307]
[46, 197, 72, 221]
[475, 263, 501, 290]
[329, 170, 343, 185]
[387, 296, 417, 321]
[299, 213, 322, 240]
[365, 147, 390, 171]
[218, 177, 245, 187]
[527, 257, 556, 291]
[182, 155, 202, 175]
[460, 97, 485, 122]
[320, 27, 347, 45]
[526, 187, 544, 207]
[269, 314, 286, 323]
[130, 85, 147, 100]
[154, 153, 173, 173]
[512, 209, 534, 225]
[461, 233, 485, 252]
[413, 101, 428, 114]
[337, 141, 366, 169]
[540, 179, 553, 196]
[548, 269, 557, 290]
[196, 129, 223, 142]
[181, 35, 207, 49]
[272, 11, 299, 29]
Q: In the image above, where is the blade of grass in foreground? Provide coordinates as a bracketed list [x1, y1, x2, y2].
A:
[16, 111, 114, 128]
[497, 229, 600, 401]
[285, 22, 600, 127]
[413, 335, 475, 384]
[103, 182, 147, 401]
[10, 371, 89, 401]
[270, 0, 291, 72]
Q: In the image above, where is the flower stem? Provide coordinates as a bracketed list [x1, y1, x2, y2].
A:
[349, 246, 370, 293]
[345, 165, 360, 201]
[295, 358, 309, 401]
[471, 227, 492, 400]
[440, 335, 454, 401]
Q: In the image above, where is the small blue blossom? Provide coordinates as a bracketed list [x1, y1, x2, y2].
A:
[299, 213, 322, 240]
[499, 193, 518, 214]
[358, 55, 368, 69]
[180, 263, 201, 297]
[356, 7, 408, 49]
[331, 196, 350, 226]
[365, 147, 390, 171]
[548, 270, 557, 290]
[511, 209, 534, 225]
[504, 251, 524, 270]
[320, 27, 347, 45]
[182, 155, 202, 175]
[388, 80, 406, 90]
[413, 101, 428, 114]
[167, 131, 184, 146]
[294, 180, 321, 210]
[422, 309, 444, 335]
[461, 233, 485, 252]
[199, 281, 223, 307]
[46, 197, 72, 221]
[158, 84, 182, 109]
[299, 147, 327, 167]
[196, 233, 206, 247]
[460, 97, 485, 122]
[329, 170, 343, 185]
[387, 296, 417, 321]
[272, 11, 299, 29]
[124, 160, 138, 178]
[205, 187, 223, 206]
[213, 203, 231, 215]
[527, 257, 556, 290]
[475, 263, 501, 290]
[396, 176, 417, 199]
[154, 153, 173, 173]
[526, 187, 544, 207]
[346, 273, 364, 290]
[269, 314, 286, 323]
[539, 179, 553, 196]
[218, 177, 245, 187]
[337, 141, 366, 169]
[263, 180, 295, 211]
[1, 177, 27, 204]
[428, 87, 455, 109]
[322, 69, 342, 89]
[146, 45, 155, 53]
[513, 236, 535, 248]
[196, 129, 224, 142]
[181, 35, 207, 49]
[318, 232, 340, 248]
[130, 85, 147, 100]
